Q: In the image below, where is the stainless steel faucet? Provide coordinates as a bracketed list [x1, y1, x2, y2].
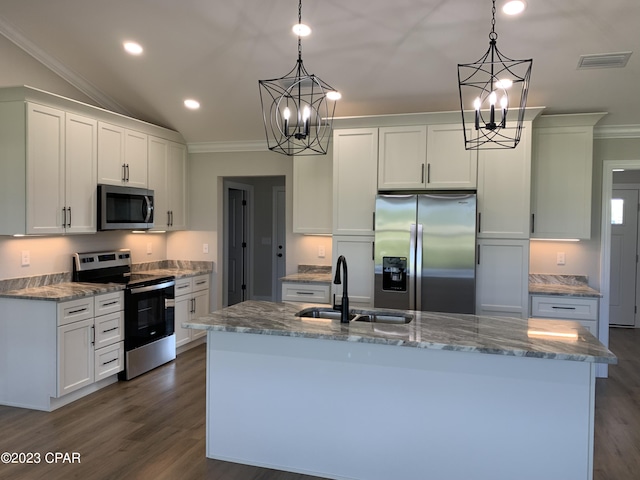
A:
[333, 255, 350, 323]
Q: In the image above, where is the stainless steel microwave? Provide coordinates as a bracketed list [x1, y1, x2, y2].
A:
[98, 184, 154, 230]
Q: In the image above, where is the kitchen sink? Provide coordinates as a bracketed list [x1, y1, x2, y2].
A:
[295, 307, 413, 324]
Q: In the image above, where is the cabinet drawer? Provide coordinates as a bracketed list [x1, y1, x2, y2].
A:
[175, 278, 192, 297]
[282, 283, 331, 303]
[95, 311, 124, 348]
[530, 296, 598, 321]
[94, 291, 124, 317]
[95, 341, 124, 381]
[192, 274, 209, 292]
[57, 297, 94, 326]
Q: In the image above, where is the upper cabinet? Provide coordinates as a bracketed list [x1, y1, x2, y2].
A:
[477, 125, 532, 239]
[378, 125, 427, 190]
[425, 124, 477, 189]
[97, 122, 148, 188]
[0, 101, 97, 235]
[148, 137, 187, 231]
[531, 113, 606, 240]
[293, 153, 332, 234]
[333, 128, 378, 236]
[377, 124, 477, 190]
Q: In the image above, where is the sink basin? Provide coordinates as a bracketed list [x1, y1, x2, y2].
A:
[353, 313, 413, 324]
[295, 307, 359, 321]
[295, 307, 413, 324]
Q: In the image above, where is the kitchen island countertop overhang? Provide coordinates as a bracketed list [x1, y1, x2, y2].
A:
[184, 300, 616, 364]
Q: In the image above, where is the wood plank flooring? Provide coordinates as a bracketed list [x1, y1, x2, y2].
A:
[0, 328, 638, 480]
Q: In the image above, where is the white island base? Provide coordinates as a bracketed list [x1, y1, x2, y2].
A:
[205, 331, 595, 480]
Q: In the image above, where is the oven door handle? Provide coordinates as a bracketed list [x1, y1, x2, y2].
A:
[143, 195, 153, 223]
[128, 280, 175, 295]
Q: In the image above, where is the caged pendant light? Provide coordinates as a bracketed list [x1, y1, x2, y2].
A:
[258, 0, 340, 155]
[457, 0, 532, 150]
[258, 0, 340, 156]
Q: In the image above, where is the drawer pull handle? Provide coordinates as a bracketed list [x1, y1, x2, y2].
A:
[101, 301, 119, 307]
[68, 307, 88, 315]
[177, 285, 189, 290]
[102, 327, 118, 333]
[296, 291, 315, 295]
[195, 280, 206, 286]
[551, 306, 576, 310]
[102, 358, 117, 366]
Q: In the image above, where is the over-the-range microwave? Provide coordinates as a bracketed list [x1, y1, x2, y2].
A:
[98, 184, 154, 230]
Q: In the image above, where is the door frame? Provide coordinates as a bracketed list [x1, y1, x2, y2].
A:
[600, 159, 640, 377]
[272, 186, 286, 301]
[223, 180, 254, 307]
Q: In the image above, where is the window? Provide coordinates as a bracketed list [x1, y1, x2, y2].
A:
[611, 198, 624, 225]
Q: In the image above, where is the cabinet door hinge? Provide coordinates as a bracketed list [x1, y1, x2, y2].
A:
[241, 284, 247, 291]
[242, 199, 247, 206]
[242, 242, 247, 248]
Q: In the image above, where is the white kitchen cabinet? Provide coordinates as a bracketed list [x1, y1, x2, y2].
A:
[476, 239, 530, 318]
[477, 125, 532, 239]
[148, 136, 187, 231]
[57, 292, 124, 397]
[530, 295, 599, 336]
[281, 282, 331, 303]
[425, 124, 477, 189]
[0, 102, 97, 235]
[293, 154, 332, 234]
[98, 122, 148, 188]
[175, 275, 211, 348]
[333, 128, 378, 236]
[378, 125, 427, 190]
[531, 114, 606, 240]
[332, 235, 375, 308]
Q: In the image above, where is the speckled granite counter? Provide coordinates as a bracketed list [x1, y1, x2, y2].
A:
[186, 300, 616, 364]
[529, 274, 601, 297]
[280, 264, 332, 284]
[0, 260, 213, 302]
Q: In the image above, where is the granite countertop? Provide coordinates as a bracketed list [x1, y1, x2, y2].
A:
[529, 274, 602, 298]
[0, 261, 213, 302]
[185, 300, 617, 364]
[281, 264, 332, 284]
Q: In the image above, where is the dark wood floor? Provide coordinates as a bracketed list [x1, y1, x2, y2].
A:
[0, 329, 638, 480]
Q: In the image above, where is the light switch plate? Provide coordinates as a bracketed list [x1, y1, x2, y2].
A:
[203, 243, 209, 254]
[147, 242, 153, 255]
[318, 245, 326, 258]
[557, 252, 566, 265]
[21, 250, 30, 266]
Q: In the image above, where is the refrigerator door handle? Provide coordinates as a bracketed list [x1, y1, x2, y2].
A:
[416, 224, 424, 311]
[409, 223, 417, 309]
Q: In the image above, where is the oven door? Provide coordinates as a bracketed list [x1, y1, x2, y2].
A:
[124, 280, 175, 350]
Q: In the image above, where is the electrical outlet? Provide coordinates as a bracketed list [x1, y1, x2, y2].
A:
[147, 242, 153, 255]
[203, 243, 209, 254]
[557, 252, 566, 265]
[21, 250, 30, 266]
[318, 245, 326, 258]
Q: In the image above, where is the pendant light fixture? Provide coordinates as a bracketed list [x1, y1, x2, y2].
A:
[457, 0, 532, 149]
[258, 0, 340, 156]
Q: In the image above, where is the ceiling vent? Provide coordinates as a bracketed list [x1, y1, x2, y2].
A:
[577, 51, 632, 69]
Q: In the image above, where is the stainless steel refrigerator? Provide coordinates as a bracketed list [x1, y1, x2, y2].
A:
[374, 193, 477, 314]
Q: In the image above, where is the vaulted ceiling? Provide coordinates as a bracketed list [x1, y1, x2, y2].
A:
[0, 0, 638, 144]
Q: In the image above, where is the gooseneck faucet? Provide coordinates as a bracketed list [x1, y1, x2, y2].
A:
[333, 255, 350, 323]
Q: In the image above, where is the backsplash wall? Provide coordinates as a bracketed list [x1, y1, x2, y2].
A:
[0, 232, 168, 280]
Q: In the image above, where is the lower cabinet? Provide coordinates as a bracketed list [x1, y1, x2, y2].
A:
[476, 239, 530, 319]
[530, 295, 599, 336]
[281, 282, 331, 304]
[57, 291, 124, 397]
[175, 274, 210, 349]
[332, 235, 375, 308]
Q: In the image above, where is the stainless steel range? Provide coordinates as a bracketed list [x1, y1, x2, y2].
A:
[72, 249, 176, 380]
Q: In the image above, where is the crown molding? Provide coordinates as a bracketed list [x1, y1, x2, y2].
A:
[188, 140, 268, 154]
[0, 16, 132, 116]
[594, 124, 640, 139]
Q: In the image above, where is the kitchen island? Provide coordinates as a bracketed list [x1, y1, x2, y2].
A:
[185, 300, 616, 480]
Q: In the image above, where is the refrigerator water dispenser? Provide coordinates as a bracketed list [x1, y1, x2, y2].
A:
[382, 257, 407, 291]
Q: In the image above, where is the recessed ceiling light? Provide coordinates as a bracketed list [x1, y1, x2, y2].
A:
[503, 0, 526, 15]
[123, 41, 143, 55]
[292, 23, 311, 37]
[184, 99, 200, 110]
